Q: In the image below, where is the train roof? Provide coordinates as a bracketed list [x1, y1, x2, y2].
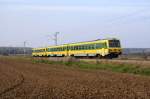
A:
[34, 38, 120, 49]
[63, 38, 119, 45]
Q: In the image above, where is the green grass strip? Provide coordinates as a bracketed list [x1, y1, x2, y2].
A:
[32, 59, 150, 76]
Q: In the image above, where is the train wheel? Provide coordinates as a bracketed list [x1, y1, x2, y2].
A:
[96, 54, 102, 59]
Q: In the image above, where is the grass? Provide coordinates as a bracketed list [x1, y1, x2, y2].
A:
[32, 59, 150, 76]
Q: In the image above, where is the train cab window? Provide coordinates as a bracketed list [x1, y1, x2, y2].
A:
[109, 40, 120, 48]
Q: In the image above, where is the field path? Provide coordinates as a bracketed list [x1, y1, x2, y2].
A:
[0, 57, 150, 99]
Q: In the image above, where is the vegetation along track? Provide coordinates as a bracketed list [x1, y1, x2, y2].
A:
[0, 56, 150, 99]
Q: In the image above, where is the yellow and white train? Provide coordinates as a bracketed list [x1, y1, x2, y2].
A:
[32, 38, 122, 58]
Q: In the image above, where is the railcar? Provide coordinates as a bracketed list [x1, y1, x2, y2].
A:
[32, 38, 122, 58]
[32, 48, 47, 57]
[67, 38, 121, 58]
[46, 45, 68, 57]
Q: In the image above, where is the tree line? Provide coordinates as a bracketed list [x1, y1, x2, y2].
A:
[0, 47, 32, 56]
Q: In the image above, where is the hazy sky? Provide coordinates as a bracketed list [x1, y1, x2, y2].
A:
[0, 0, 150, 48]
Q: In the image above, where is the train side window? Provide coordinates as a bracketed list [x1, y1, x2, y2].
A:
[72, 46, 74, 50]
[84, 45, 87, 50]
[90, 44, 93, 49]
[103, 43, 107, 48]
[76, 46, 78, 50]
[48, 48, 50, 52]
[81, 45, 84, 50]
[79, 46, 81, 50]
[87, 45, 90, 50]
[89, 44, 92, 50]
[74, 46, 76, 50]
[78, 46, 80, 50]
[85, 45, 88, 50]
[75, 46, 78, 50]
[72, 46, 73, 50]
[68, 46, 71, 50]
[80, 46, 83, 50]
[96, 43, 101, 49]
[64, 47, 66, 51]
[83, 45, 86, 50]
[63, 47, 66, 51]
[90, 44, 94, 49]
[77, 46, 79, 50]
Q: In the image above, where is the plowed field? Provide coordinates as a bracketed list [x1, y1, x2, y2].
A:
[0, 57, 150, 99]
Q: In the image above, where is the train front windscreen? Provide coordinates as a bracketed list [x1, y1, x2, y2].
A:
[109, 40, 121, 48]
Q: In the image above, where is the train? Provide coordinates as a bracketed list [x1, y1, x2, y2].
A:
[32, 38, 122, 59]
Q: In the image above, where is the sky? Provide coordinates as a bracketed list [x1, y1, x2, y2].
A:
[0, 0, 150, 48]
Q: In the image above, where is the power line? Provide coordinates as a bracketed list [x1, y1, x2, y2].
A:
[106, 8, 150, 25]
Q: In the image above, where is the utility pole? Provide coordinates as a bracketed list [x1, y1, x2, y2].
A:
[23, 41, 27, 56]
[54, 32, 59, 46]
[46, 32, 60, 46]
[8, 45, 11, 56]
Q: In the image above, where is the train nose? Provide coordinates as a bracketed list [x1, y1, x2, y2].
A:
[109, 49, 121, 52]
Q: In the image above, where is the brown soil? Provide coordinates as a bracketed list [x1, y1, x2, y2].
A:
[0, 57, 150, 99]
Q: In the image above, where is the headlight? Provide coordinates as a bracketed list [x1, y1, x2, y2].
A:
[109, 49, 112, 52]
